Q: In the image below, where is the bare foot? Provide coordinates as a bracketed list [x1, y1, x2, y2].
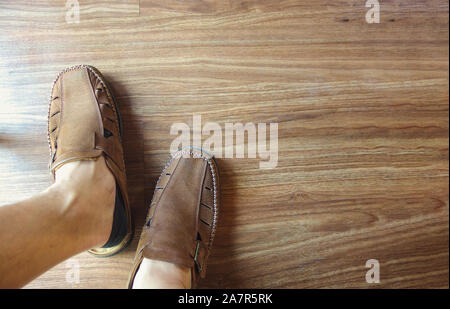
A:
[133, 258, 191, 289]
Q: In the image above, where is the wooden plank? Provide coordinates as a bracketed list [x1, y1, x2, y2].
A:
[0, 0, 447, 288]
[0, 0, 139, 22]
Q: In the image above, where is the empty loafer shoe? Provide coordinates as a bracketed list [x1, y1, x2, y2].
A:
[127, 147, 220, 288]
[48, 65, 133, 257]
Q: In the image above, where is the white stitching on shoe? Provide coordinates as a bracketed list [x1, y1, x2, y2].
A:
[169, 149, 219, 275]
[47, 65, 124, 172]
[145, 148, 219, 275]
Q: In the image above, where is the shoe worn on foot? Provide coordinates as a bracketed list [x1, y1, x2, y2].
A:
[48, 65, 133, 257]
[127, 148, 220, 288]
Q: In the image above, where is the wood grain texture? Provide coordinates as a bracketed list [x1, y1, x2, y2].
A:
[0, 0, 448, 288]
[0, 1, 139, 20]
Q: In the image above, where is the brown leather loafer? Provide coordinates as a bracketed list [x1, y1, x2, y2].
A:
[48, 65, 133, 257]
[127, 147, 220, 288]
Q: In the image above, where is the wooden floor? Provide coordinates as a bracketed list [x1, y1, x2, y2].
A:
[0, 0, 448, 289]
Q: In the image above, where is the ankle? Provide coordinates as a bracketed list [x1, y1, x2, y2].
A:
[49, 157, 116, 248]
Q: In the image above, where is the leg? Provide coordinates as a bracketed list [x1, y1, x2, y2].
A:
[1, 65, 133, 288]
[0, 156, 114, 288]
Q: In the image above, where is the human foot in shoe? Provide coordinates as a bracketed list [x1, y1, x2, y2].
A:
[48, 65, 133, 256]
[128, 148, 220, 289]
